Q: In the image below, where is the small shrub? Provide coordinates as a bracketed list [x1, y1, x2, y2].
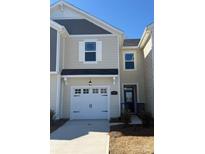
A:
[141, 112, 153, 127]
[121, 109, 131, 124]
[50, 110, 55, 125]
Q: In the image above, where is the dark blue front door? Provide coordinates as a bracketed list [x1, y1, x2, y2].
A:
[124, 87, 134, 112]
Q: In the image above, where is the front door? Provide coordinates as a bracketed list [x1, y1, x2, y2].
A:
[124, 87, 134, 112]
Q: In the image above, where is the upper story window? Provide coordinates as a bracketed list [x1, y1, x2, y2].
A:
[124, 52, 135, 70]
[79, 40, 102, 63]
[85, 42, 96, 62]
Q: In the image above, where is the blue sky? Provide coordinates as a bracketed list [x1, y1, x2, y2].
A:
[50, 0, 153, 38]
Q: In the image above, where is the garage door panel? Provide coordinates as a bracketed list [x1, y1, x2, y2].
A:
[71, 87, 109, 119]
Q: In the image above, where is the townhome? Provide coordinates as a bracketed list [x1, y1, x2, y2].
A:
[50, 0, 152, 120]
[139, 23, 154, 117]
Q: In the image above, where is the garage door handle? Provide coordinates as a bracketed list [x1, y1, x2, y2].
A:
[74, 95, 80, 97]
[102, 95, 107, 96]
[73, 111, 80, 113]
[102, 110, 108, 112]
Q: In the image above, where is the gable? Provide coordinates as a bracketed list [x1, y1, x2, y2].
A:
[51, 3, 83, 19]
[50, 1, 123, 36]
[54, 19, 111, 35]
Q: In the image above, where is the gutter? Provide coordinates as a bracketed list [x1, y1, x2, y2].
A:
[138, 24, 153, 48]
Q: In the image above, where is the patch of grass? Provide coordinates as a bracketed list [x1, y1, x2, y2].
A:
[50, 119, 68, 133]
[109, 124, 154, 154]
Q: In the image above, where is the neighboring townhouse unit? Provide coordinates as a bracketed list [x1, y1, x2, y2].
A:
[139, 23, 154, 117]
[50, 0, 152, 120]
[120, 39, 145, 114]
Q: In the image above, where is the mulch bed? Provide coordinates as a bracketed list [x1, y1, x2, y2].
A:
[109, 124, 154, 154]
[50, 119, 68, 133]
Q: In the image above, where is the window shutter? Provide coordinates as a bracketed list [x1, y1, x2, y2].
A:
[96, 41, 102, 61]
[79, 41, 84, 62]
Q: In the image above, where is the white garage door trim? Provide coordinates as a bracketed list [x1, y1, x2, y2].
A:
[70, 85, 110, 120]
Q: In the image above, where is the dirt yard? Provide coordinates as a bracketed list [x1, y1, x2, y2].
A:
[50, 119, 68, 133]
[109, 124, 154, 154]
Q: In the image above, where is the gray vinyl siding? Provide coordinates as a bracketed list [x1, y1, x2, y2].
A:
[50, 27, 57, 72]
[63, 35, 118, 69]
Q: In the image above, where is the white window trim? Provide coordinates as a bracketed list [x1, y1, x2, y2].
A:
[123, 51, 136, 71]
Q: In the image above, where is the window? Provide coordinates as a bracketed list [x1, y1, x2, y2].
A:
[85, 42, 96, 62]
[85, 42, 96, 51]
[101, 88, 107, 94]
[75, 89, 81, 94]
[83, 89, 89, 94]
[92, 89, 99, 94]
[124, 53, 135, 70]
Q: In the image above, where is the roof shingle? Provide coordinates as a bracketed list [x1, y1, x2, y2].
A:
[54, 19, 112, 35]
[123, 39, 140, 46]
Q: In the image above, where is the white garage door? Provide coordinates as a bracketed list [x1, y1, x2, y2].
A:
[70, 86, 109, 120]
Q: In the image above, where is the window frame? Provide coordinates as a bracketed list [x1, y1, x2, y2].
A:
[83, 88, 89, 94]
[84, 41, 97, 63]
[74, 89, 81, 94]
[92, 88, 99, 94]
[123, 51, 136, 71]
[100, 88, 107, 94]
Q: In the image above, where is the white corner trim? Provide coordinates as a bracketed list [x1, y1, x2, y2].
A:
[55, 75, 61, 119]
[56, 32, 60, 73]
[60, 81, 64, 118]
[62, 37, 65, 68]
[117, 36, 121, 116]
[123, 51, 137, 71]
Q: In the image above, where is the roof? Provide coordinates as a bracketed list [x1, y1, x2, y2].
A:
[123, 39, 141, 46]
[138, 23, 154, 48]
[61, 69, 118, 75]
[54, 19, 112, 35]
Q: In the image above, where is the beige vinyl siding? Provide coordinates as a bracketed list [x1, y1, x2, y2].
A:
[62, 77, 120, 119]
[120, 48, 145, 103]
[63, 35, 118, 69]
[50, 74, 57, 111]
[143, 35, 154, 117]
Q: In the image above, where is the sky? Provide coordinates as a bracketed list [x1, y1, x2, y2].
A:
[50, 0, 154, 38]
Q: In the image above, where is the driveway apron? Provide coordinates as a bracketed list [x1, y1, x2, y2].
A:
[50, 120, 109, 154]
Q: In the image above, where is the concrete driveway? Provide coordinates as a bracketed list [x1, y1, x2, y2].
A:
[50, 120, 109, 154]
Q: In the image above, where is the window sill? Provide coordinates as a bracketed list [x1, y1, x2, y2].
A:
[124, 68, 137, 71]
[83, 61, 98, 64]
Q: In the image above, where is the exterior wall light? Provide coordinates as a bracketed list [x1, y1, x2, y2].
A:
[88, 79, 92, 86]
